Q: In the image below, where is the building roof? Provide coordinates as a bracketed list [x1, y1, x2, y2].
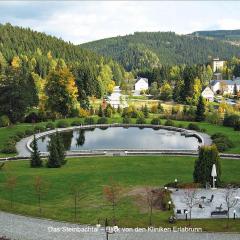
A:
[202, 86, 214, 95]
[136, 77, 148, 84]
[211, 80, 240, 86]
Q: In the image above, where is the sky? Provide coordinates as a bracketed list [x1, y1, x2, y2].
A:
[0, 1, 240, 44]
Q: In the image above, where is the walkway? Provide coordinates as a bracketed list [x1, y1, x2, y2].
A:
[0, 211, 240, 240]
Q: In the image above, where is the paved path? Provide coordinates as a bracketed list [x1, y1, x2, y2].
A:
[1, 211, 240, 240]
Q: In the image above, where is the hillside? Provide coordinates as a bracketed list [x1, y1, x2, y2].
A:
[81, 31, 240, 71]
[191, 29, 240, 44]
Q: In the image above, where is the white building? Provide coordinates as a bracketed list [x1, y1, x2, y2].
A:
[135, 77, 149, 91]
[201, 86, 214, 102]
[210, 80, 240, 95]
[107, 86, 128, 109]
[212, 58, 225, 72]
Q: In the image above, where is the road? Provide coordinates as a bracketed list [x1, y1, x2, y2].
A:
[0, 211, 240, 240]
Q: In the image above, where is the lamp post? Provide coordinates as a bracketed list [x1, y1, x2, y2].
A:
[174, 178, 178, 190]
[233, 210, 236, 220]
[185, 210, 188, 221]
[168, 201, 172, 210]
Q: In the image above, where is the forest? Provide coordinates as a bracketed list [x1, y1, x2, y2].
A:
[81, 31, 240, 71]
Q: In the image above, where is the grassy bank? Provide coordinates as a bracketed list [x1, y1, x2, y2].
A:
[0, 156, 240, 231]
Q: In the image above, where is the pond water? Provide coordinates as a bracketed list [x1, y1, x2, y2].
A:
[36, 127, 201, 152]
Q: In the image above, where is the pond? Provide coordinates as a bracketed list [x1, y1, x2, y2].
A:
[36, 127, 201, 152]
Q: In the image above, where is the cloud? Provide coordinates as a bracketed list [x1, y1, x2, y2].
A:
[0, 1, 240, 44]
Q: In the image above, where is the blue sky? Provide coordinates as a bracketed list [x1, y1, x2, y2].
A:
[0, 1, 240, 44]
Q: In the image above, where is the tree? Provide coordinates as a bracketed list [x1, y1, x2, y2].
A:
[233, 83, 238, 99]
[145, 187, 155, 226]
[5, 175, 17, 209]
[34, 176, 48, 215]
[192, 78, 202, 105]
[142, 104, 149, 118]
[160, 82, 172, 101]
[195, 96, 205, 122]
[47, 135, 61, 168]
[55, 131, 66, 165]
[224, 185, 239, 228]
[183, 188, 198, 225]
[30, 135, 42, 168]
[149, 82, 159, 97]
[44, 65, 79, 117]
[103, 177, 121, 225]
[193, 145, 221, 186]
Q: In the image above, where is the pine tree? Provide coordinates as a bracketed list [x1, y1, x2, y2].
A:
[195, 96, 205, 122]
[98, 104, 104, 117]
[47, 135, 61, 168]
[55, 131, 66, 165]
[30, 135, 42, 168]
[193, 145, 221, 186]
[143, 104, 149, 118]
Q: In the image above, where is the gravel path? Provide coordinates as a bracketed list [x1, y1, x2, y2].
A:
[1, 211, 240, 240]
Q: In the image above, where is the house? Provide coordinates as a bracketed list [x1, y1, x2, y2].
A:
[135, 77, 149, 91]
[201, 86, 214, 102]
[106, 86, 128, 109]
[210, 79, 240, 95]
[212, 58, 225, 72]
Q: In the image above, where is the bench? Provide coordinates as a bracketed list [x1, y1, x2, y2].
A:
[211, 210, 228, 217]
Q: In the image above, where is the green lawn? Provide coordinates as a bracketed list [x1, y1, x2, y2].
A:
[0, 156, 240, 231]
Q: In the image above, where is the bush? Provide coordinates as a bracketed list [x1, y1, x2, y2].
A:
[71, 120, 82, 126]
[25, 129, 34, 136]
[34, 126, 46, 133]
[177, 123, 184, 128]
[188, 123, 200, 131]
[136, 117, 146, 124]
[1, 141, 16, 154]
[97, 117, 108, 124]
[25, 112, 41, 123]
[56, 120, 70, 128]
[84, 117, 95, 125]
[234, 120, 240, 131]
[0, 115, 11, 127]
[151, 118, 161, 125]
[164, 119, 174, 126]
[223, 114, 240, 127]
[122, 117, 131, 124]
[46, 122, 55, 129]
[15, 131, 25, 138]
[211, 133, 234, 152]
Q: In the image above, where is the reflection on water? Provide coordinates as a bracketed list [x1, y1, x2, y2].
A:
[36, 127, 200, 152]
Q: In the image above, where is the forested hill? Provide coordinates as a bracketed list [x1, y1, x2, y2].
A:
[191, 29, 240, 43]
[81, 31, 240, 71]
[0, 23, 107, 68]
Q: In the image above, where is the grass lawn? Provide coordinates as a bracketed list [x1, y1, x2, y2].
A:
[0, 156, 240, 231]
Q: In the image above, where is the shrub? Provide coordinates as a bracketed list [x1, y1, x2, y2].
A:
[188, 123, 200, 131]
[71, 120, 82, 126]
[223, 114, 240, 127]
[56, 120, 70, 128]
[151, 118, 161, 125]
[206, 112, 221, 125]
[15, 131, 25, 138]
[46, 122, 55, 129]
[122, 117, 131, 124]
[84, 117, 95, 125]
[25, 112, 41, 123]
[25, 129, 34, 136]
[0, 115, 11, 127]
[211, 133, 234, 152]
[177, 123, 184, 128]
[34, 126, 46, 133]
[164, 119, 174, 126]
[1, 140, 16, 154]
[233, 120, 240, 131]
[136, 117, 146, 124]
[97, 117, 108, 124]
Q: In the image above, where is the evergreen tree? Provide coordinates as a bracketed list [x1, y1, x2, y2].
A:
[30, 135, 42, 168]
[98, 104, 104, 117]
[195, 96, 205, 122]
[143, 104, 149, 118]
[55, 131, 66, 165]
[47, 135, 61, 168]
[193, 145, 221, 186]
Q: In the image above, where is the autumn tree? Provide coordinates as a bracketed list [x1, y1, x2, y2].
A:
[34, 176, 48, 215]
[44, 63, 79, 117]
[160, 82, 172, 101]
[103, 177, 121, 225]
[5, 175, 17, 209]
